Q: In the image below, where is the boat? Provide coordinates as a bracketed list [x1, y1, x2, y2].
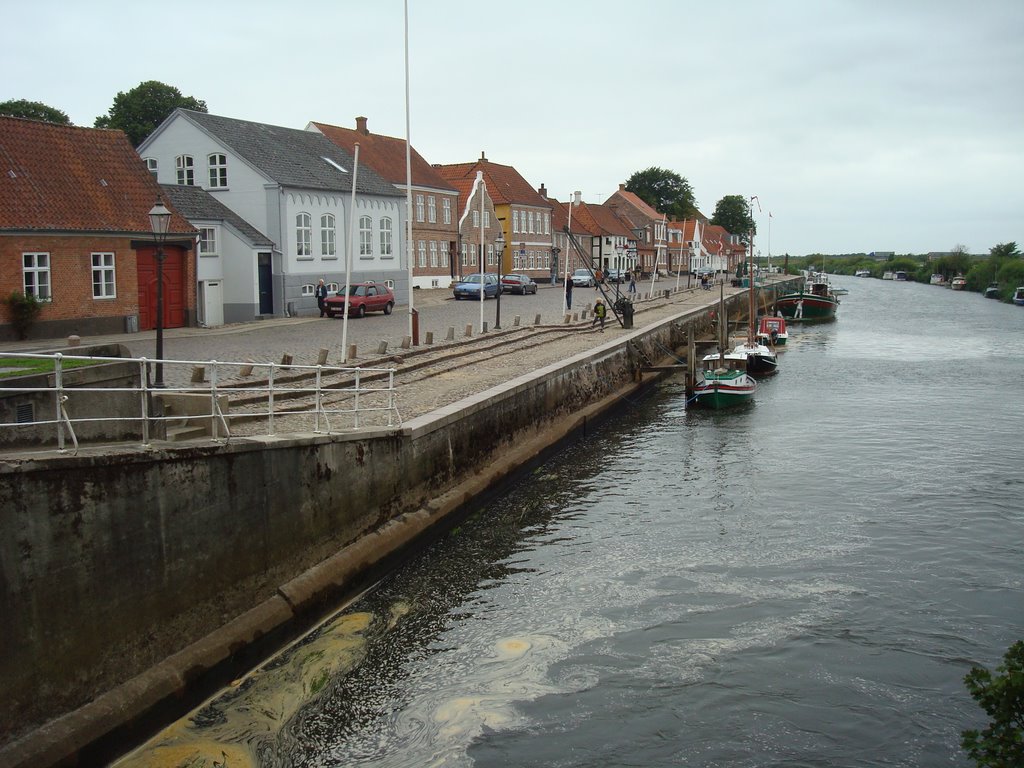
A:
[930, 274, 947, 286]
[894, 270, 909, 281]
[692, 352, 757, 408]
[732, 339, 778, 375]
[951, 275, 966, 291]
[984, 282, 1000, 299]
[1013, 287, 1024, 306]
[774, 272, 840, 321]
[855, 269, 871, 278]
[756, 315, 788, 347]
[882, 271, 895, 280]
[832, 286, 849, 295]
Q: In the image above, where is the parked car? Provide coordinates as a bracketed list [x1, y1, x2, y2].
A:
[453, 273, 501, 300]
[324, 282, 395, 317]
[571, 268, 595, 287]
[500, 274, 538, 295]
[605, 269, 626, 283]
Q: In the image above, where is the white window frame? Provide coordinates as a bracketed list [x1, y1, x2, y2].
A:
[198, 227, 217, 256]
[22, 252, 51, 300]
[175, 154, 194, 185]
[484, 210, 490, 228]
[544, 213, 550, 235]
[487, 244, 495, 266]
[416, 194, 425, 222]
[380, 217, 393, 257]
[418, 240, 427, 267]
[427, 195, 436, 223]
[320, 213, 336, 257]
[296, 212, 312, 257]
[91, 252, 116, 299]
[513, 210, 519, 233]
[528, 211, 535, 233]
[429, 240, 438, 267]
[144, 158, 158, 178]
[300, 284, 315, 297]
[359, 215, 373, 256]
[443, 197, 452, 224]
[472, 209, 480, 228]
[208, 153, 227, 188]
[441, 241, 450, 267]
[461, 242, 468, 267]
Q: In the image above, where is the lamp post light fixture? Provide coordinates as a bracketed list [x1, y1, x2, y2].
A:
[147, 197, 172, 388]
[494, 232, 506, 329]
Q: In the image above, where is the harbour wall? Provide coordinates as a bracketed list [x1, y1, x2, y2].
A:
[0, 292, 753, 767]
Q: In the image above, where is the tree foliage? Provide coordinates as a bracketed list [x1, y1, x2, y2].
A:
[94, 80, 207, 147]
[962, 640, 1024, 767]
[0, 99, 71, 125]
[710, 195, 756, 238]
[989, 242, 1020, 260]
[624, 167, 697, 221]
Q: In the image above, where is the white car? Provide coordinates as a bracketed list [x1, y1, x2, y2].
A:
[571, 268, 595, 287]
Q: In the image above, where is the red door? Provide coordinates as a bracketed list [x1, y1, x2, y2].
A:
[137, 246, 187, 331]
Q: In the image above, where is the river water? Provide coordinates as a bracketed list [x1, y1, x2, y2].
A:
[118, 276, 1024, 767]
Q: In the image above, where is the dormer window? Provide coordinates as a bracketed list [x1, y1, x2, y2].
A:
[144, 158, 158, 179]
[175, 155, 194, 185]
[208, 153, 227, 188]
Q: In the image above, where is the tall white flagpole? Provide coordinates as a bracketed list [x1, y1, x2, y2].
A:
[342, 143, 360, 361]
[479, 179, 485, 333]
[404, 0, 415, 339]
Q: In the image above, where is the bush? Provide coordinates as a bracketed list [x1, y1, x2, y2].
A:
[962, 640, 1024, 767]
[3, 291, 43, 339]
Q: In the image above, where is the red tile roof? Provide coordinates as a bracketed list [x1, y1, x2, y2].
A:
[310, 118, 455, 192]
[435, 154, 551, 210]
[0, 117, 193, 234]
[609, 185, 662, 221]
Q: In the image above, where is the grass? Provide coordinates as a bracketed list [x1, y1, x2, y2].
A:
[0, 357, 100, 379]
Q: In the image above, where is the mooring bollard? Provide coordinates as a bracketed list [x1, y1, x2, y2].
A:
[464, 324, 473, 337]
[280, 353, 293, 367]
[401, 336, 411, 349]
[482, 321, 488, 333]
[239, 360, 255, 376]
[66, 335, 81, 347]
[514, 315, 521, 327]
[446, 326, 456, 341]
[377, 341, 388, 355]
[347, 344, 357, 361]
[535, 313, 542, 325]
[317, 348, 329, 365]
[564, 313, 572, 324]
[191, 366, 205, 383]
[425, 331, 434, 345]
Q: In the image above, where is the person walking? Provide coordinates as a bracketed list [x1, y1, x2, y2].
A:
[565, 279, 573, 310]
[316, 279, 329, 317]
[592, 299, 607, 332]
[795, 298, 804, 319]
[628, 271, 636, 294]
[594, 269, 603, 290]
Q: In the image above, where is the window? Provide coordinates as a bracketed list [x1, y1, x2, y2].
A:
[91, 253, 116, 298]
[429, 240, 438, 267]
[380, 217, 393, 256]
[359, 215, 373, 256]
[199, 227, 217, 255]
[443, 198, 452, 224]
[175, 155, 194, 185]
[320, 214, 336, 256]
[22, 253, 51, 300]
[208, 153, 227, 187]
[296, 213, 312, 257]
[472, 210, 480, 228]
[441, 241, 450, 267]
[513, 211, 519, 233]
[416, 194, 424, 222]
[427, 195, 436, 223]
[418, 240, 427, 267]
[461, 242, 468, 267]
[528, 211, 535, 233]
[301, 284, 315, 297]
[544, 213, 550, 235]
[144, 158, 158, 178]
[483, 210, 490, 228]
[487, 244, 494, 266]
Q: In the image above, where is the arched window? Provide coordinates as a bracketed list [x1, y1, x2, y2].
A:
[320, 213, 336, 256]
[296, 213, 312, 256]
[359, 215, 373, 256]
[379, 217, 393, 256]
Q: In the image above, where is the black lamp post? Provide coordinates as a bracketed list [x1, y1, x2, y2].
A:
[494, 232, 505, 329]
[550, 245, 560, 285]
[148, 198, 171, 388]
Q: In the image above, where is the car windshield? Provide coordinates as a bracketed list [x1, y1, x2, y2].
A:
[574, 269, 590, 276]
[338, 285, 369, 296]
[460, 275, 483, 284]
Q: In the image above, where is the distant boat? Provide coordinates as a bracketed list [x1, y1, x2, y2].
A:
[1013, 287, 1024, 306]
[832, 286, 849, 295]
[984, 282, 1000, 300]
[930, 274, 947, 286]
[951, 275, 966, 291]
[882, 271, 895, 280]
[894, 271, 909, 281]
[774, 272, 840, 321]
[855, 269, 871, 278]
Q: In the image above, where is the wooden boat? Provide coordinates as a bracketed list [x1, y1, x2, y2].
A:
[693, 351, 757, 409]
[1013, 287, 1024, 306]
[774, 272, 839, 321]
[756, 315, 788, 346]
[951, 275, 966, 291]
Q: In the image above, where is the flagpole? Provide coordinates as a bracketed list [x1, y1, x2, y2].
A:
[404, 0, 415, 340]
[342, 143, 360, 361]
[479, 176, 485, 333]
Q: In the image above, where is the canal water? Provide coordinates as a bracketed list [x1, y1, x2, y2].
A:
[118, 276, 1024, 767]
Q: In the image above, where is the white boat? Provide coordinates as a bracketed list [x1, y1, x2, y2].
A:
[882, 271, 895, 280]
[951, 275, 966, 291]
[930, 274, 947, 286]
[1013, 287, 1024, 306]
[855, 269, 871, 278]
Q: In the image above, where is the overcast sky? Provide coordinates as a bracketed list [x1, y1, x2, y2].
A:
[6, 0, 1022, 256]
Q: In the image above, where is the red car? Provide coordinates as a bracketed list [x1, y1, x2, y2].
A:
[324, 282, 395, 317]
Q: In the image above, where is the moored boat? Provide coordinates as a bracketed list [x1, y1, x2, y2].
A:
[756, 315, 788, 346]
[855, 269, 871, 278]
[930, 273, 947, 286]
[984, 282, 1000, 299]
[882, 271, 895, 280]
[951, 275, 966, 290]
[731, 340, 779, 375]
[1013, 287, 1024, 306]
[692, 352, 757, 409]
[774, 272, 839, 321]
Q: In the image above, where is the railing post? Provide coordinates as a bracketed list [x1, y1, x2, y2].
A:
[353, 368, 361, 429]
[140, 358, 150, 445]
[54, 353, 64, 452]
[210, 361, 219, 441]
[267, 363, 276, 436]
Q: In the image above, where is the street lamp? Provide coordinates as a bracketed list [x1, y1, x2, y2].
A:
[494, 232, 506, 329]
[148, 197, 172, 388]
[550, 245, 560, 285]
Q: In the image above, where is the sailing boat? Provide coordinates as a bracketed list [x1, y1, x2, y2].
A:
[731, 229, 778, 375]
[692, 282, 757, 408]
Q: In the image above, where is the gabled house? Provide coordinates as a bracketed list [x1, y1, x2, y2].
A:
[160, 184, 274, 326]
[564, 199, 636, 274]
[0, 117, 196, 341]
[441, 171, 503, 274]
[138, 110, 408, 318]
[435, 153, 553, 280]
[669, 219, 707, 276]
[309, 117, 460, 290]
[604, 184, 669, 276]
[544, 191, 598, 281]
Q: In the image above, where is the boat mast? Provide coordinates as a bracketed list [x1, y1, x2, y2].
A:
[748, 195, 760, 345]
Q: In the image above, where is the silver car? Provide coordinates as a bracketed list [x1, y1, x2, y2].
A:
[571, 268, 595, 287]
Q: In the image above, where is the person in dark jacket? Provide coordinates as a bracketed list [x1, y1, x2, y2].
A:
[592, 299, 607, 332]
[316, 279, 329, 317]
[565, 279, 573, 310]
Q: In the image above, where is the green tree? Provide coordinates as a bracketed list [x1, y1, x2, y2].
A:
[94, 80, 207, 147]
[624, 167, 697, 220]
[989, 242, 1020, 260]
[0, 99, 71, 124]
[962, 640, 1024, 767]
[710, 195, 756, 238]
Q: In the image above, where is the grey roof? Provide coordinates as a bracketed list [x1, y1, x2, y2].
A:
[180, 110, 402, 198]
[160, 183, 274, 247]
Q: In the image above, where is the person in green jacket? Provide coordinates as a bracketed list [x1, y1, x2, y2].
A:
[592, 299, 607, 332]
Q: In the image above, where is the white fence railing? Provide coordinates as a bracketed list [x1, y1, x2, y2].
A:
[0, 352, 401, 454]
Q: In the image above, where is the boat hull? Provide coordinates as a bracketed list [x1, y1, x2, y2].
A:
[692, 371, 757, 409]
[775, 292, 838, 320]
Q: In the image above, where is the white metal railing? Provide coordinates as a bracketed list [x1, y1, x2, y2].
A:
[0, 352, 402, 454]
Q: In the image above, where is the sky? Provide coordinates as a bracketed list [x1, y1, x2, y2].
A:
[5, 0, 1023, 257]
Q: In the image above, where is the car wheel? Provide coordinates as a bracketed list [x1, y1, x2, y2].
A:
[384, 302, 393, 315]
[357, 304, 366, 318]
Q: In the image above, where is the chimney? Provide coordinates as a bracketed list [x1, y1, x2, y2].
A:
[573, 190, 582, 205]
[480, 150, 487, 162]
[538, 183, 547, 198]
[355, 116, 369, 135]
[618, 183, 626, 191]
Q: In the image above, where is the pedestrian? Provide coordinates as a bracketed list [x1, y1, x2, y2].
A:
[795, 299, 804, 319]
[594, 269, 603, 290]
[565, 278, 573, 310]
[592, 299, 607, 332]
[628, 271, 636, 294]
[316, 279, 329, 317]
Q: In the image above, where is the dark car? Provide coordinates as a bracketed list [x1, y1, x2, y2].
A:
[453, 273, 501, 300]
[324, 282, 395, 317]
[500, 274, 538, 295]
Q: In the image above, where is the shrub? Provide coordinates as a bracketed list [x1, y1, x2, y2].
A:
[3, 291, 43, 339]
[962, 640, 1024, 767]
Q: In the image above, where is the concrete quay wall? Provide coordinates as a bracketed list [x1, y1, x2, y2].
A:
[0, 297, 738, 767]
